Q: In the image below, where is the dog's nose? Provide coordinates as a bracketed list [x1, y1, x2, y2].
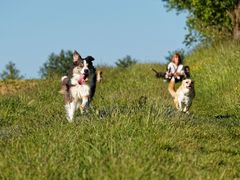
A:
[84, 69, 89, 74]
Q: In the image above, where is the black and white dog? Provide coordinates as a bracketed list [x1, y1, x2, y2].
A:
[61, 56, 96, 122]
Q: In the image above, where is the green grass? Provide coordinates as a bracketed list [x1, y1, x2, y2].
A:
[0, 41, 240, 179]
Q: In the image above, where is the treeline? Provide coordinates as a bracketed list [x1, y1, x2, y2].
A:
[162, 0, 240, 46]
[39, 51, 139, 78]
[0, 51, 139, 80]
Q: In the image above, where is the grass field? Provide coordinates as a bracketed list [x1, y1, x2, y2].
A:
[0, 41, 240, 179]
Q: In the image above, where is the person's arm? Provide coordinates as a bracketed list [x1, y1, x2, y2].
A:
[174, 64, 184, 77]
[167, 63, 175, 76]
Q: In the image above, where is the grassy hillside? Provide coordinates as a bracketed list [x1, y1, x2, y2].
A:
[0, 80, 37, 95]
[0, 42, 240, 179]
[186, 41, 240, 116]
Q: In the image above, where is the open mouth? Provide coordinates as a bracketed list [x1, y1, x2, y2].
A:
[83, 72, 89, 78]
[78, 74, 88, 85]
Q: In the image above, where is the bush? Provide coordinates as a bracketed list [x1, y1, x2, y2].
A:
[39, 50, 73, 78]
[0, 61, 24, 80]
[115, 55, 137, 68]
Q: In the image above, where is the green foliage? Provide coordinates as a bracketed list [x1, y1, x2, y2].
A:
[0, 41, 240, 178]
[115, 55, 137, 68]
[39, 50, 73, 78]
[185, 40, 240, 116]
[162, 0, 239, 46]
[0, 61, 24, 80]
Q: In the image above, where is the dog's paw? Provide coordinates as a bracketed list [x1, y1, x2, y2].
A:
[67, 117, 74, 123]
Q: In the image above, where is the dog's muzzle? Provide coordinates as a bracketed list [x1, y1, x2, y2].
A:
[78, 69, 89, 85]
[83, 69, 89, 76]
[186, 83, 193, 89]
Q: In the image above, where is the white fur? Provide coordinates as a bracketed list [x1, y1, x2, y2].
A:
[176, 89, 193, 113]
[64, 84, 90, 122]
[174, 79, 195, 113]
[61, 76, 68, 82]
[62, 59, 92, 122]
[70, 66, 82, 85]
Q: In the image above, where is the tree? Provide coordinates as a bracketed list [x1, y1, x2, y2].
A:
[39, 50, 73, 78]
[162, 0, 240, 45]
[0, 61, 24, 80]
[115, 55, 137, 68]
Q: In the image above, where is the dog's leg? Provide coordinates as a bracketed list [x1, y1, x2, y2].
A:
[183, 100, 192, 114]
[168, 79, 176, 98]
[183, 107, 190, 114]
[89, 73, 97, 101]
[174, 98, 179, 110]
[183, 103, 188, 113]
[178, 98, 183, 112]
[76, 102, 80, 109]
[64, 104, 71, 121]
[68, 101, 76, 122]
[80, 96, 89, 114]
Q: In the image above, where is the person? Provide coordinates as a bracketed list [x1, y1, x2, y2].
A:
[59, 50, 84, 103]
[166, 53, 184, 80]
[166, 53, 185, 97]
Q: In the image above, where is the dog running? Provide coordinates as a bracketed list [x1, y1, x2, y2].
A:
[172, 79, 195, 113]
[61, 54, 97, 122]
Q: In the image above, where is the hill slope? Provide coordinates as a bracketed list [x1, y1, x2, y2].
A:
[0, 42, 239, 179]
[186, 41, 240, 116]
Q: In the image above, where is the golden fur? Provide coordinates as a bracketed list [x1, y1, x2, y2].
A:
[173, 79, 195, 113]
[96, 70, 103, 83]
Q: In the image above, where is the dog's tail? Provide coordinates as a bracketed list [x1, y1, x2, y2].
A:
[168, 79, 176, 98]
[152, 68, 158, 74]
[61, 76, 68, 82]
[152, 68, 166, 78]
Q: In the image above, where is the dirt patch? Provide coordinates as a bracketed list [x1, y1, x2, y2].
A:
[0, 80, 38, 95]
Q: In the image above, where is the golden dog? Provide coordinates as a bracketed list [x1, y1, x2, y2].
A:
[173, 79, 195, 113]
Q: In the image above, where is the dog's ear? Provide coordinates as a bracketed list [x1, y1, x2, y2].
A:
[73, 50, 81, 57]
[73, 50, 84, 63]
[84, 56, 95, 62]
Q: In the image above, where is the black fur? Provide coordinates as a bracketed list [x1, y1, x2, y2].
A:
[184, 66, 190, 78]
[152, 68, 166, 78]
[89, 72, 97, 101]
[84, 56, 96, 101]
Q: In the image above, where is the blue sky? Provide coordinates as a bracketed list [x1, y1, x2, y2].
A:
[0, 0, 187, 78]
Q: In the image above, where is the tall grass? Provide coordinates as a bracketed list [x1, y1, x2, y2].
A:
[0, 41, 240, 179]
[186, 41, 240, 116]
